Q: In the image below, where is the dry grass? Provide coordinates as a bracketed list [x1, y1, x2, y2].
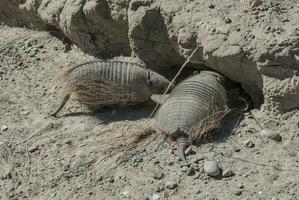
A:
[188, 106, 231, 142]
[0, 141, 14, 177]
[99, 120, 157, 156]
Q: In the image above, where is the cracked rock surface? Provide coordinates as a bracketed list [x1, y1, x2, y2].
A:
[1, 0, 298, 112]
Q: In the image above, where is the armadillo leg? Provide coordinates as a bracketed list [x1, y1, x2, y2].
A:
[49, 94, 71, 117]
[177, 137, 188, 164]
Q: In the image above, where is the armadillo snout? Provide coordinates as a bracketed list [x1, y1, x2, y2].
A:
[147, 71, 172, 94]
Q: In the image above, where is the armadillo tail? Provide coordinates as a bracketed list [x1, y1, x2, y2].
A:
[49, 94, 71, 117]
[177, 137, 188, 163]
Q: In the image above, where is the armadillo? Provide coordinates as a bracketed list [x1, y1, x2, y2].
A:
[156, 71, 228, 163]
[50, 60, 171, 116]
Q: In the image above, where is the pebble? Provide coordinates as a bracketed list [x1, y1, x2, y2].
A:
[224, 17, 232, 24]
[165, 181, 178, 190]
[28, 144, 39, 153]
[266, 26, 271, 31]
[63, 164, 70, 171]
[250, 0, 263, 8]
[238, 183, 245, 189]
[260, 129, 282, 142]
[107, 177, 114, 183]
[153, 172, 164, 180]
[210, 28, 216, 33]
[21, 110, 30, 115]
[234, 190, 242, 196]
[184, 146, 195, 155]
[187, 167, 195, 176]
[193, 172, 200, 180]
[65, 140, 72, 145]
[222, 169, 235, 177]
[2, 171, 12, 180]
[168, 161, 174, 166]
[208, 3, 215, 9]
[153, 159, 160, 164]
[121, 191, 129, 198]
[243, 139, 255, 148]
[163, 191, 169, 198]
[191, 164, 200, 171]
[204, 161, 220, 177]
[181, 166, 188, 172]
[1, 125, 8, 131]
[192, 155, 205, 163]
[152, 193, 160, 200]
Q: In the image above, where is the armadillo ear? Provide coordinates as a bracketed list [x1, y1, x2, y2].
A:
[146, 70, 153, 86]
[147, 79, 153, 87]
[146, 70, 151, 80]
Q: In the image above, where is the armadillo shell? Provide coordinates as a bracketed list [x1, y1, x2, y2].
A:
[157, 72, 227, 136]
[63, 61, 151, 107]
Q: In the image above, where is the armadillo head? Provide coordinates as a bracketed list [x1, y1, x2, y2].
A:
[146, 70, 173, 94]
[200, 70, 226, 83]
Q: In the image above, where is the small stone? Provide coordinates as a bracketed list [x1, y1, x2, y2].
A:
[243, 139, 255, 148]
[37, 44, 44, 49]
[266, 26, 271, 31]
[260, 129, 282, 142]
[181, 166, 188, 172]
[63, 164, 70, 171]
[238, 183, 245, 189]
[163, 191, 169, 198]
[107, 177, 114, 183]
[192, 155, 205, 163]
[224, 17, 232, 24]
[1, 125, 8, 131]
[28, 144, 39, 153]
[153, 172, 164, 180]
[152, 193, 160, 200]
[168, 161, 174, 166]
[222, 169, 235, 177]
[2, 171, 12, 179]
[204, 161, 220, 177]
[98, 176, 103, 182]
[208, 3, 215, 9]
[210, 28, 216, 33]
[186, 167, 195, 176]
[193, 172, 200, 180]
[235, 190, 242, 196]
[121, 191, 129, 198]
[21, 110, 30, 115]
[65, 140, 72, 145]
[165, 181, 178, 190]
[234, 148, 241, 152]
[196, 189, 201, 194]
[184, 145, 195, 155]
[153, 159, 160, 164]
[250, 0, 263, 8]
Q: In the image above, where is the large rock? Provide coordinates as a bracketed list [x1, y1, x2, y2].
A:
[0, 0, 298, 112]
[0, 0, 130, 57]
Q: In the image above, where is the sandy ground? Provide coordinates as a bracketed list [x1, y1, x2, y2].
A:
[0, 26, 299, 200]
